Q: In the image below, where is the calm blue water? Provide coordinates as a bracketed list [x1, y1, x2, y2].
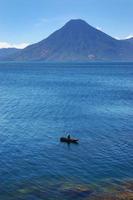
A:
[0, 62, 133, 199]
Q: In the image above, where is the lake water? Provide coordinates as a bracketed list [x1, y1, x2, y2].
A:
[0, 62, 133, 200]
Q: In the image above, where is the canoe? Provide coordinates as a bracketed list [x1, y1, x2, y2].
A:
[60, 137, 79, 143]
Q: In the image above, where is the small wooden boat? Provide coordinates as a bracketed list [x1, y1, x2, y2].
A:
[60, 137, 79, 143]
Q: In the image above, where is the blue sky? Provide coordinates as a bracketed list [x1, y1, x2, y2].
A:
[0, 0, 133, 48]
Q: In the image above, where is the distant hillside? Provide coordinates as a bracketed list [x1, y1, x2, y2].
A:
[0, 48, 21, 59]
[2, 19, 133, 61]
[123, 37, 133, 45]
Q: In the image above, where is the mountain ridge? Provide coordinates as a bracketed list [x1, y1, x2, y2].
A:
[0, 48, 21, 59]
[1, 19, 133, 61]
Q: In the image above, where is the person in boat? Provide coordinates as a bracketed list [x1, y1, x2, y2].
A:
[67, 134, 71, 140]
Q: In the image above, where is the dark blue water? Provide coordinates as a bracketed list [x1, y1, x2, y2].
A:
[0, 62, 133, 200]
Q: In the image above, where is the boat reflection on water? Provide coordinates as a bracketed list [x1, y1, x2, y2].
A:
[2, 178, 133, 200]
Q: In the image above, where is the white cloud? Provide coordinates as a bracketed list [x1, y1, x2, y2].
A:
[96, 26, 102, 31]
[114, 36, 121, 40]
[124, 34, 133, 39]
[114, 34, 133, 40]
[0, 42, 29, 49]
